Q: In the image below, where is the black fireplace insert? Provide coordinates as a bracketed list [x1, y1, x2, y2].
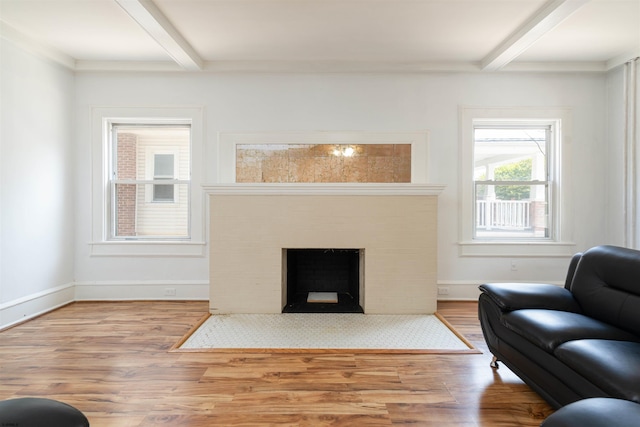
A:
[283, 248, 364, 313]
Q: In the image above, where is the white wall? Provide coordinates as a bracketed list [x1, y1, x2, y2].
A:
[0, 39, 76, 328]
[74, 70, 613, 300]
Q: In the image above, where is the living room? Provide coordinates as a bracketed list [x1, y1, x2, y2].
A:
[1, 0, 639, 425]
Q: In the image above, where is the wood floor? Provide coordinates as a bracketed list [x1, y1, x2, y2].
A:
[0, 301, 554, 426]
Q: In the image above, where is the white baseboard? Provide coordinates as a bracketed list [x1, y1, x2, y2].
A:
[74, 280, 209, 301]
[0, 281, 209, 330]
[436, 280, 564, 301]
[436, 281, 483, 301]
[0, 283, 75, 330]
[2, 279, 557, 330]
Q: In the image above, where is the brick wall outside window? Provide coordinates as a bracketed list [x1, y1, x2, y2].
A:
[116, 133, 137, 236]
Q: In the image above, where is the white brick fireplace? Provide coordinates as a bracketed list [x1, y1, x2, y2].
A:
[206, 183, 444, 315]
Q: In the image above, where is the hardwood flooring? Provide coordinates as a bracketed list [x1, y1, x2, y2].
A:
[0, 301, 553, 426]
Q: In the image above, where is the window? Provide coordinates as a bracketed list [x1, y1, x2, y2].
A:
[90, 107, 204, 256]
[473, 125, 550, 240]
[109, 123, 191, 240]
[459, 107, 575, 257]
[153, 154, 176, 202]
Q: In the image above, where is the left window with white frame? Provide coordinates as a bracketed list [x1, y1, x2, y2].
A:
[108, 122, 191, 240]
[91, 107, 204, 256]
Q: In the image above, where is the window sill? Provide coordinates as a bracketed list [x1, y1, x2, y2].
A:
[90, 241, 206, 257]
[458, 241, 576, 257]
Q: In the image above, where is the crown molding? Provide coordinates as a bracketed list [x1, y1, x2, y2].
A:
[1, 19, 619, 75]
[607, 49, 640, 71]
[0, 20, 76, 70]
[71, 59, 613, 74]
[74, 60, 183, 72]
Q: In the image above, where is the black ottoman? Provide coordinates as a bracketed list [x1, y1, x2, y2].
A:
[540, 397, 640, 427]
[0, 397, 89, 427]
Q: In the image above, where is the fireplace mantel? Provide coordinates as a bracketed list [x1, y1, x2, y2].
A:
[207, 183, 445, 315]
[203, 183, 445, 196]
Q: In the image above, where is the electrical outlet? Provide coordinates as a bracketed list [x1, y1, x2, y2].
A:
[438, 287, 449, 295]
[164, 288, 177, 296]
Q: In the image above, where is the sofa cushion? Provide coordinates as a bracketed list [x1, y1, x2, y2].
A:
[570, 245, 640, 336]
[540, 397, 640, 427]
[501, 309, 640, 353]
[554, 340, 640, 403]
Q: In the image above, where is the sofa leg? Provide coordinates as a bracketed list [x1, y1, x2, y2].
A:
[490, 356, 499, 369]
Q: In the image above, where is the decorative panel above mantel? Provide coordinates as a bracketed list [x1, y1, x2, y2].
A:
[236, 143, 411, 183]
[217, 131, 430, 183]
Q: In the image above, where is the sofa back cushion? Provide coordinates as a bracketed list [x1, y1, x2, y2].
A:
[571, 245, 640, 336]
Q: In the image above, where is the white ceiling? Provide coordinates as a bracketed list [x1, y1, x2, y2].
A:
[0, 0, 638, 72]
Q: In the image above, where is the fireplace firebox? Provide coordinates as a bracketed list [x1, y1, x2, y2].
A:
[283, 249, 364, 313]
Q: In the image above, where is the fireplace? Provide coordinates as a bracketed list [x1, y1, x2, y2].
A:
[206, 184, 444, 315]
[283, 249, 364, 313]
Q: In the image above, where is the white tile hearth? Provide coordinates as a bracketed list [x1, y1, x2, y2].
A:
[179, 313, 474, 351]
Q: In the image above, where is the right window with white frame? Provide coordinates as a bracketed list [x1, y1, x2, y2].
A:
[460, 107, 575, 257]
[473, 123, 551, 240]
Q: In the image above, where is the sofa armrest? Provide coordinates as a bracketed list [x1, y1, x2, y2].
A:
[479, 282, 582, 313]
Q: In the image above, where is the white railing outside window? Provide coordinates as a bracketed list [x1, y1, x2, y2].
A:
[476, 200, 531, 230]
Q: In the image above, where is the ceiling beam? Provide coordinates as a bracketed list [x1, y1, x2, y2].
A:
[481, 0, 590, 71]
[114, 0, 203, 71]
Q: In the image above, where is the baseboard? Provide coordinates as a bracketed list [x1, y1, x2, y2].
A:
[2, 280, 552, 329]
[0, 281, 210, 330]
[0, 283, 75, 330]
[436, 280, 563, 301]
[436, 281, 481, 301]
[74, 280, 209, 301]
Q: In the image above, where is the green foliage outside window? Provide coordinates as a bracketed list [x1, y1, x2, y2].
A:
[495, 159, 532, 200]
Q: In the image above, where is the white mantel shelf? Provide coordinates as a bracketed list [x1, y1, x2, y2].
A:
[203, 183, 446, 196]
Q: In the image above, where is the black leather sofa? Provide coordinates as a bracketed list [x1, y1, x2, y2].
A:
[478, 245, 640, 409]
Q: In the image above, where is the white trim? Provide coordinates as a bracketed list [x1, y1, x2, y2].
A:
[0, 281, 209, 330]
[114, 0, 203, 71]
[71, 60, 611, 74]
[217, 131, 429, 184]
[481, 0, 590, 71]
[0, 283, 75, 330]
[458, 241, 576, 257]
[89, 241, 206, 257]
[74, 280, 209, 301]
[90, 106, 205, 256]
[436, 279, 565, 301]
[624, 58, 639, 248]
[203, 183, 445, 196]
[0, 19, 617, 75]
[607, 49, 640, 72]
[0, 21, 76, 70]
[458, 107, 575, 256]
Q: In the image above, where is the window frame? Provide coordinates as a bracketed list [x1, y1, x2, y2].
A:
[459, 107, 575, 257]
[108, 123, 190, 240]
[90, 106, 205, 257]
[472, 122, 552, 241]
